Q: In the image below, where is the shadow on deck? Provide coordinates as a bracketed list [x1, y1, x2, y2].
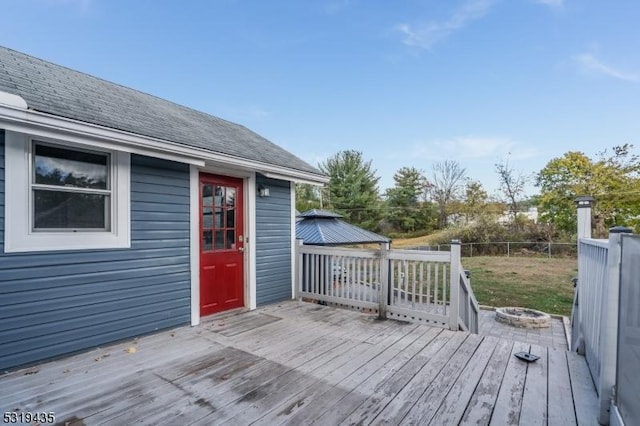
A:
[0, 301, 598, 425]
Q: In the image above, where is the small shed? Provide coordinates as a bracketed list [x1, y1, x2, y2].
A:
[295, 209, 390, 245]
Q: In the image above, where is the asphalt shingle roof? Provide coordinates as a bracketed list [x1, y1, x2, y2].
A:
[0, 46, 323, 177]
[296, 209, 390, 245]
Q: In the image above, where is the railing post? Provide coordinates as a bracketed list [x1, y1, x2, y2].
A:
[572, 196, 595, 354]
[597, 227, 631, 424]
[576, 196, 594, 239]
[295, 239, 304, 300]
[378, 242, 390, 320]
[449, 240, 461, 331]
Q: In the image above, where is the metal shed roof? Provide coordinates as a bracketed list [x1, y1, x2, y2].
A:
[295, 209, 390, 245]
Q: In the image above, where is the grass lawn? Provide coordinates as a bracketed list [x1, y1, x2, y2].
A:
[461, 256, 577, 316]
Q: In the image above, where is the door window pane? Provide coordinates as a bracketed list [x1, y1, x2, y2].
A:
[34, 190, 108, 229]
[226, 188, 235, 208]
[202, 184, 213, 206]
[201, 180, 240, 252]
[214, 186, 224, 207]
[214, 230, 225, 249]
[226, 208, 235, 228]
[215, 208, 223, 228]
[203, 207, 213, 229]
[203, 230, 213, 251]
[226, 230, 236, 249]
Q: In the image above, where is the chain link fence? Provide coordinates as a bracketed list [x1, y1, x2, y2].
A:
[410, 241, 577, 258]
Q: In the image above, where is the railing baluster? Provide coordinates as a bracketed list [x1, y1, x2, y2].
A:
[443, 263, 448, 315]
[356, 257, 361, 301]
[427, 263, 432, 309]
[419, 262, 424, 306]
[411, 262, 417, 309]
[436, 263, 440, 309]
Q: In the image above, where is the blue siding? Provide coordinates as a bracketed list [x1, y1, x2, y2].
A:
[255, 175, 292, 305]
[0, 134, 191, 371]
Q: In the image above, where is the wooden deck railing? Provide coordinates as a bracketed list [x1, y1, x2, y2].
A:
[295, 240, 479, 333]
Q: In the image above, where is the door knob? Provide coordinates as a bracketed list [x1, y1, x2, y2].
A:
[238, 247, 245, 252]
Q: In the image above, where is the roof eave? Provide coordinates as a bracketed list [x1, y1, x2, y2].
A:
[0, 99, 328, 184]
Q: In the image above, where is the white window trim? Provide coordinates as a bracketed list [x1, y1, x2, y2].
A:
[4, 130, 130, 252]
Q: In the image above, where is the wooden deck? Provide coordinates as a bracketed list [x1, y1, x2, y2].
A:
[0, 301, 598, 425]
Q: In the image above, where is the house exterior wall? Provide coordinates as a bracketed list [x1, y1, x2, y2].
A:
[255, 175, 292, 305]
[0, 131, 191, 371]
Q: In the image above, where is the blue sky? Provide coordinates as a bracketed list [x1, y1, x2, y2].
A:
[2, 0, 639, 197]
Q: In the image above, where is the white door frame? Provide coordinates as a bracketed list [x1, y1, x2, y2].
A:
[189, 165, 257, 326]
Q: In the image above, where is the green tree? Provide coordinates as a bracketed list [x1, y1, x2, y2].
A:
[536, 144, 640, 236]
[461, 180, 489, 223]
[384, 167, 433, 233]
[295, 183, 322, 212]
[319, 150, 381, 229]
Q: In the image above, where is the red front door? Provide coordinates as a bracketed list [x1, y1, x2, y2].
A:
[200, 173, 245, 316]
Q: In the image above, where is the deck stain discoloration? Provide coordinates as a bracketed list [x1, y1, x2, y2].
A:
[279, 398, 305, 416]
[0, 301, 597, 426]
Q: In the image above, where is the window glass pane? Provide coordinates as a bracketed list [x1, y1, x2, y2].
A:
[34, 144, 109, 189]
[203, 207, 213, 229]
[226, 188, 235, 208]
[202, 184, 213, 206]
[215, 208, 223, 228]
[226, 230, 235, 249]
[203, 230, 212, 251]
[34, 190, 108, 229]
[214, 230, 225, 249]
[214, 186, 224, 207]
[226, 208, 235, 228]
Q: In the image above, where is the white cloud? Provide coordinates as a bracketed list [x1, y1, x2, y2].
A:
[574, 53, 639, 83]
[396, 0, 496, 50]
[36, 157, 106, 183]
[411, 136, 539, 161]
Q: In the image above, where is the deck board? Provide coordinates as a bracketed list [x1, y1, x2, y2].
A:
[428, 335, 500, 425]
[547, 347, 577, 426]
[0, 301, 599, 426]
[567, 351, 600, 426]
[347, 331, 467, 424]
[459, 338, 513, 425]
[490, 341, 531, 425]
[519, 344, 548, 426]
[270, 325, 437, 426]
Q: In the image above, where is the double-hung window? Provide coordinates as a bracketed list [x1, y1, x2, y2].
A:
[4, 131, 130, 252]
[32, 143, 112, 231]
